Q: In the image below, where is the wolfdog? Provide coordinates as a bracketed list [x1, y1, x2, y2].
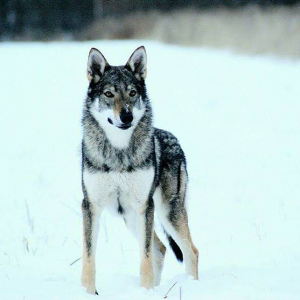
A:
[81, 46, 198, 295]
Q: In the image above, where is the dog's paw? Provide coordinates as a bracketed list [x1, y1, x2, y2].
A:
[85, 286, 98, 295]
[140, 275, 154, 290]
[82, 278, 98, 295]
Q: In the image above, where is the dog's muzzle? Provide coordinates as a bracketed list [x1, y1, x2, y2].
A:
[108, 109, 133, 130]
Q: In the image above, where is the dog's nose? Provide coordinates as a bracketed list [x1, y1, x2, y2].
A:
[120, 109, 133, 124]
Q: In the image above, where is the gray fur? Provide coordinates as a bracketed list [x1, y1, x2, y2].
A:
[82, 99, 153, 172]
[81, 46, 198, 295]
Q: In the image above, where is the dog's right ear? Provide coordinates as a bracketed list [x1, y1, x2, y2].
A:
[87, 48, 110, 83]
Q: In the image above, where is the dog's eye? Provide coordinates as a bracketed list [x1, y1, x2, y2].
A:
[104, 91, 114, 98]
[129, 90, 136, 97]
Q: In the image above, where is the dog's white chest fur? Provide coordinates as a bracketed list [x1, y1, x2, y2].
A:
[84, 167, 155, 211]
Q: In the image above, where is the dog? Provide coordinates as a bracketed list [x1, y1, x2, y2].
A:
[81, 46, 198, 295]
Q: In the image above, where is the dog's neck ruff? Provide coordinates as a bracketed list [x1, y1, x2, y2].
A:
[82, 104, 154, 171]
[89, 100, 145, 150]
[96, 115, 135, 149]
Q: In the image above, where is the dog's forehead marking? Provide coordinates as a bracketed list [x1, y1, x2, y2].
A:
[111, 81, 133, 94]
[104, 85, 116, 92]
[118, 67, 137, 90]
[121, 81, 131, 92]
[100, 67, 137, 99]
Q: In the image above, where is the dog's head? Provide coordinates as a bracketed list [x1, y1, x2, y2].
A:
[86, 46, 148, 131]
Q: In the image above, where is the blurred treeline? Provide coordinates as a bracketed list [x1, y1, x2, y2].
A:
[0, 0, 299, 40]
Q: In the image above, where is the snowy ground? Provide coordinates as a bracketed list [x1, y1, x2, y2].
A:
[0, 41, 300, 300]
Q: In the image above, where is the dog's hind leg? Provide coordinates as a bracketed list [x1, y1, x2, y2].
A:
[163, 207, 199, 279]
[153, 232, 166, 286]
[155, 165, 199, 280]
[157, 201, 199, 279]
[81, 198, 101, 295]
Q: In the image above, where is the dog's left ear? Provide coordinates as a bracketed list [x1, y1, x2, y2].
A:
[126, 46, 147, 81]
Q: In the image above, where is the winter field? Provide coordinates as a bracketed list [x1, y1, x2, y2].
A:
[0, 41, 300, 299]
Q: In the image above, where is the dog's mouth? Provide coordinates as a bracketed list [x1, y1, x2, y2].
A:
[108, 118, 132, 130]
[117, 125, 131, 130]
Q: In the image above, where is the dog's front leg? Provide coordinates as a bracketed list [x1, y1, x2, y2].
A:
[81, 198, 101, 295]
[138, 198, 155, 289]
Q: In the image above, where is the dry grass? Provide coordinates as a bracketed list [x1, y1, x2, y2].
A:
[79, 6, 300, 58]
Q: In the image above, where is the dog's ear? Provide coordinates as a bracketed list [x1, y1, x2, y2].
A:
[126, 46, 147, 80]
[87, 48, 110, 83]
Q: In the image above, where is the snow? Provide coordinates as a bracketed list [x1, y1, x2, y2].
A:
[0, 40, 300, 299]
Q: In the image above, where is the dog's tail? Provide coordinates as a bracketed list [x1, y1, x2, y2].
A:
[165, 231, 183, 262]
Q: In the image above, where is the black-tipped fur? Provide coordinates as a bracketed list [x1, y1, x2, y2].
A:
[166, 232, 183, 262]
